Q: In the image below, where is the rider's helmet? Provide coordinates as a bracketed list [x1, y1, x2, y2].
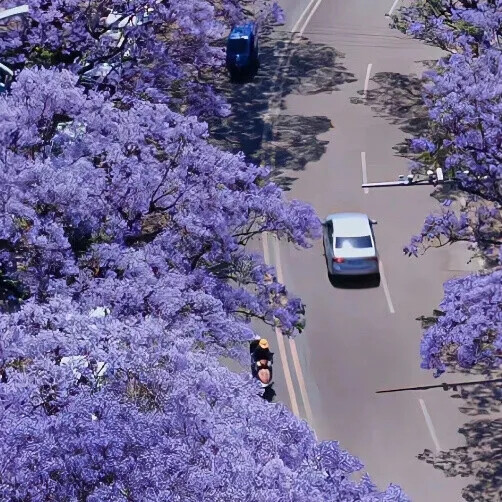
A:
[258, 338, 269, 349]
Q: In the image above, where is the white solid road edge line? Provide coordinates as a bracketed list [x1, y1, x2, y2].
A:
[298, 0, 324, 36]
[386, 0, 402, 17]
[265, 0, 325, 137]
[363, 63, 373, 99]
[289, 338, 315, 425]
[291, 0, 318, 33]
[260, 0, 324, 425]
[275, 326, 300, 417]
[272, 236, 315, 426]
[265, 0, 325, 131]
[419, 398, 442, 453]
[379, 260, 395, 314]
[361, 151, 369, 194]
[262, 233, 301, 417]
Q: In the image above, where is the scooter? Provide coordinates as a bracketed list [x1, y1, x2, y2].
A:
[250, 338, 276, 401]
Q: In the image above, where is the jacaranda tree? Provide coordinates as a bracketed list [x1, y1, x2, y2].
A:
[0, 67, 317, 340]
[393, 0, 502, 55]
[419, 266, 502, 376]
[0, 0, 283, 117]
[0, 63, 407, 499]
[393, 0, 502, 374]
[1, 292, 407, 500]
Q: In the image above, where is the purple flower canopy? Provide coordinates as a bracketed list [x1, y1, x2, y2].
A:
[0, 68, 320, 337]
[0, 1, 406, 496]
[395, 0, 502, 374]
[0, 291, 408, 500]
[0, 0, 285, 118]
[421, 269, 502, 376]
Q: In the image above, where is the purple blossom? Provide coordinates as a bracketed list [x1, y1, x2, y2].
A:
[0, 293, 407, 500]
[420, 267, 502, 376]
[0, 0, 282, 117]
[408, 22, 425, 37]
[0, 62, 407, 498]
[394, 0, 502, 53]
[395, 1, 502, 374]
[270, 2, 286, 25]
[410, 137, 436, 153]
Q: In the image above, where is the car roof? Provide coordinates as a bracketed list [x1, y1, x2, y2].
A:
[325, 212, 371, 237]
[229, 23, 256, 39]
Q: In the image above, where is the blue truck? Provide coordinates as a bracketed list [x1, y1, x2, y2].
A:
[226, 22, 259, 77]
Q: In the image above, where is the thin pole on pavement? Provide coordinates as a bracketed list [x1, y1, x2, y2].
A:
[362, 167, 459, 189]
[376, 377, 502, 394]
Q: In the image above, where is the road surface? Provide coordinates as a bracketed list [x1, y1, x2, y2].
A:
[252, 1, 478, 500]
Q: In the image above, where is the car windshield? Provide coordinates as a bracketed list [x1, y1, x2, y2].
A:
[227, 38, 248, 53]
[335, 236, 372, 249]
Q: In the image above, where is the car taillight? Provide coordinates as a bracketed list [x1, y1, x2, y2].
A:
[333, 257, 345, 263]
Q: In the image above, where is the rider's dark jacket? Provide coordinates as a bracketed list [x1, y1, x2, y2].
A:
[252, 347, 272, 362]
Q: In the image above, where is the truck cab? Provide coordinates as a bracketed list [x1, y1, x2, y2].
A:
[226, 23, 259, 77]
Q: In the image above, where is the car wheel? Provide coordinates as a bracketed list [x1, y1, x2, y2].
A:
[370, 273, 381, 287]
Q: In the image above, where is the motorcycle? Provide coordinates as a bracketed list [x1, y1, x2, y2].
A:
[250, 338, 276, 402]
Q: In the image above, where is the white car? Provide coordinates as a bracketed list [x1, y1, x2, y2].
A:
[322, 212, 379, 277]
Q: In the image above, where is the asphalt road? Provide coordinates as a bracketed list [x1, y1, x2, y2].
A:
[254, 1, 482, 500]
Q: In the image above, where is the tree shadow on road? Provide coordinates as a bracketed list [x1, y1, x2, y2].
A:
[418, 375, 502, 502]
[428, 183, 470, 205]
[208, 33, 356, 190]
[349, 69, 472, 204]
[350, 71, 429, 158]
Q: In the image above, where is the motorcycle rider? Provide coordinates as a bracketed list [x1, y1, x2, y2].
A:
[252, 338, 273, 362]
[251, 338, 273, 386]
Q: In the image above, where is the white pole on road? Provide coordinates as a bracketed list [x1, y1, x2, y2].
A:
[419, 398, 442, 452]
[363, 63, 373, 99]
[361, 151, 369, 194]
